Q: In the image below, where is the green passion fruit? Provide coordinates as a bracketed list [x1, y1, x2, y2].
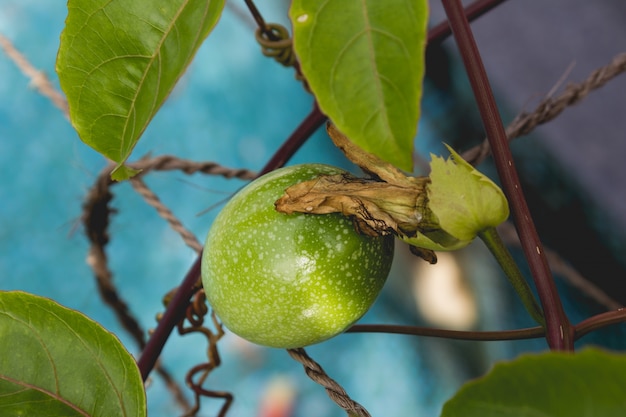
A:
[201, 164, 394, 348]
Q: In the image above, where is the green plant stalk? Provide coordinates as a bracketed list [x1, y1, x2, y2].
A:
[479, 228, 545, 327]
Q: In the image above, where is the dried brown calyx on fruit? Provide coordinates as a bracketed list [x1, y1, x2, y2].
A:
[275, 122, 509, 264]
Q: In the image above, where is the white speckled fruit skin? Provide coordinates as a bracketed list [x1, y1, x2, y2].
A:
[201, 164, 394, 348]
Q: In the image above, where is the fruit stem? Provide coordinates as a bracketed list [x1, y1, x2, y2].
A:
[479, 227, 545, 327]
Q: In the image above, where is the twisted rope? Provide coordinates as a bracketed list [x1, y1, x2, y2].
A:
[463, 52, 626, 165]
[287, 348, 371, 417]
[82, 167, 192, 410]
[130, 177, 203, 253]
[82, 156, 255, 414]
[83, 155, 255, 324]
[0, 33, 69, 117]
[128, 154, 257, 179]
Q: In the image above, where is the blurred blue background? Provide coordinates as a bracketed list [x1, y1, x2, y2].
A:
[2, 1, 625, 416]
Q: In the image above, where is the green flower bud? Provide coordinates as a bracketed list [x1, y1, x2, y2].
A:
[402, 145, 509, 251]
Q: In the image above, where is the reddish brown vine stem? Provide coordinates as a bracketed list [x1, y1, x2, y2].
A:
[137, 255, 202, 380]
[243, 0, 280, 42]
[575, 309, 626, 340]
[351, 314, 626, 342]
[259, 102, 325, 176]
[428, 0, 508, 44]
[441, 0, 573, 350]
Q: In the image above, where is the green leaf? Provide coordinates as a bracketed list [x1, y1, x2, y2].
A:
[441, 348, 626, 417]
[0, 291, 146, 417]
[290, 0, 429, 172]
[111, 164, 142, 182]
[56, 0, 226, 180]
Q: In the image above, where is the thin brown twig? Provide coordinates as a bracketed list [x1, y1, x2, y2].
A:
[176, 292, 232, 417]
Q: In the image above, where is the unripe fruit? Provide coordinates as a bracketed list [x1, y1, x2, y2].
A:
[201, 164, 394, 348]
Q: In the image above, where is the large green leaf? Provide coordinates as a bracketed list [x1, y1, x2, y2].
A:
[0, 291, 146, 416]
[290, 0, 428, 172]
[441, 348, 626, 417]
[56, 0, 225, 180]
